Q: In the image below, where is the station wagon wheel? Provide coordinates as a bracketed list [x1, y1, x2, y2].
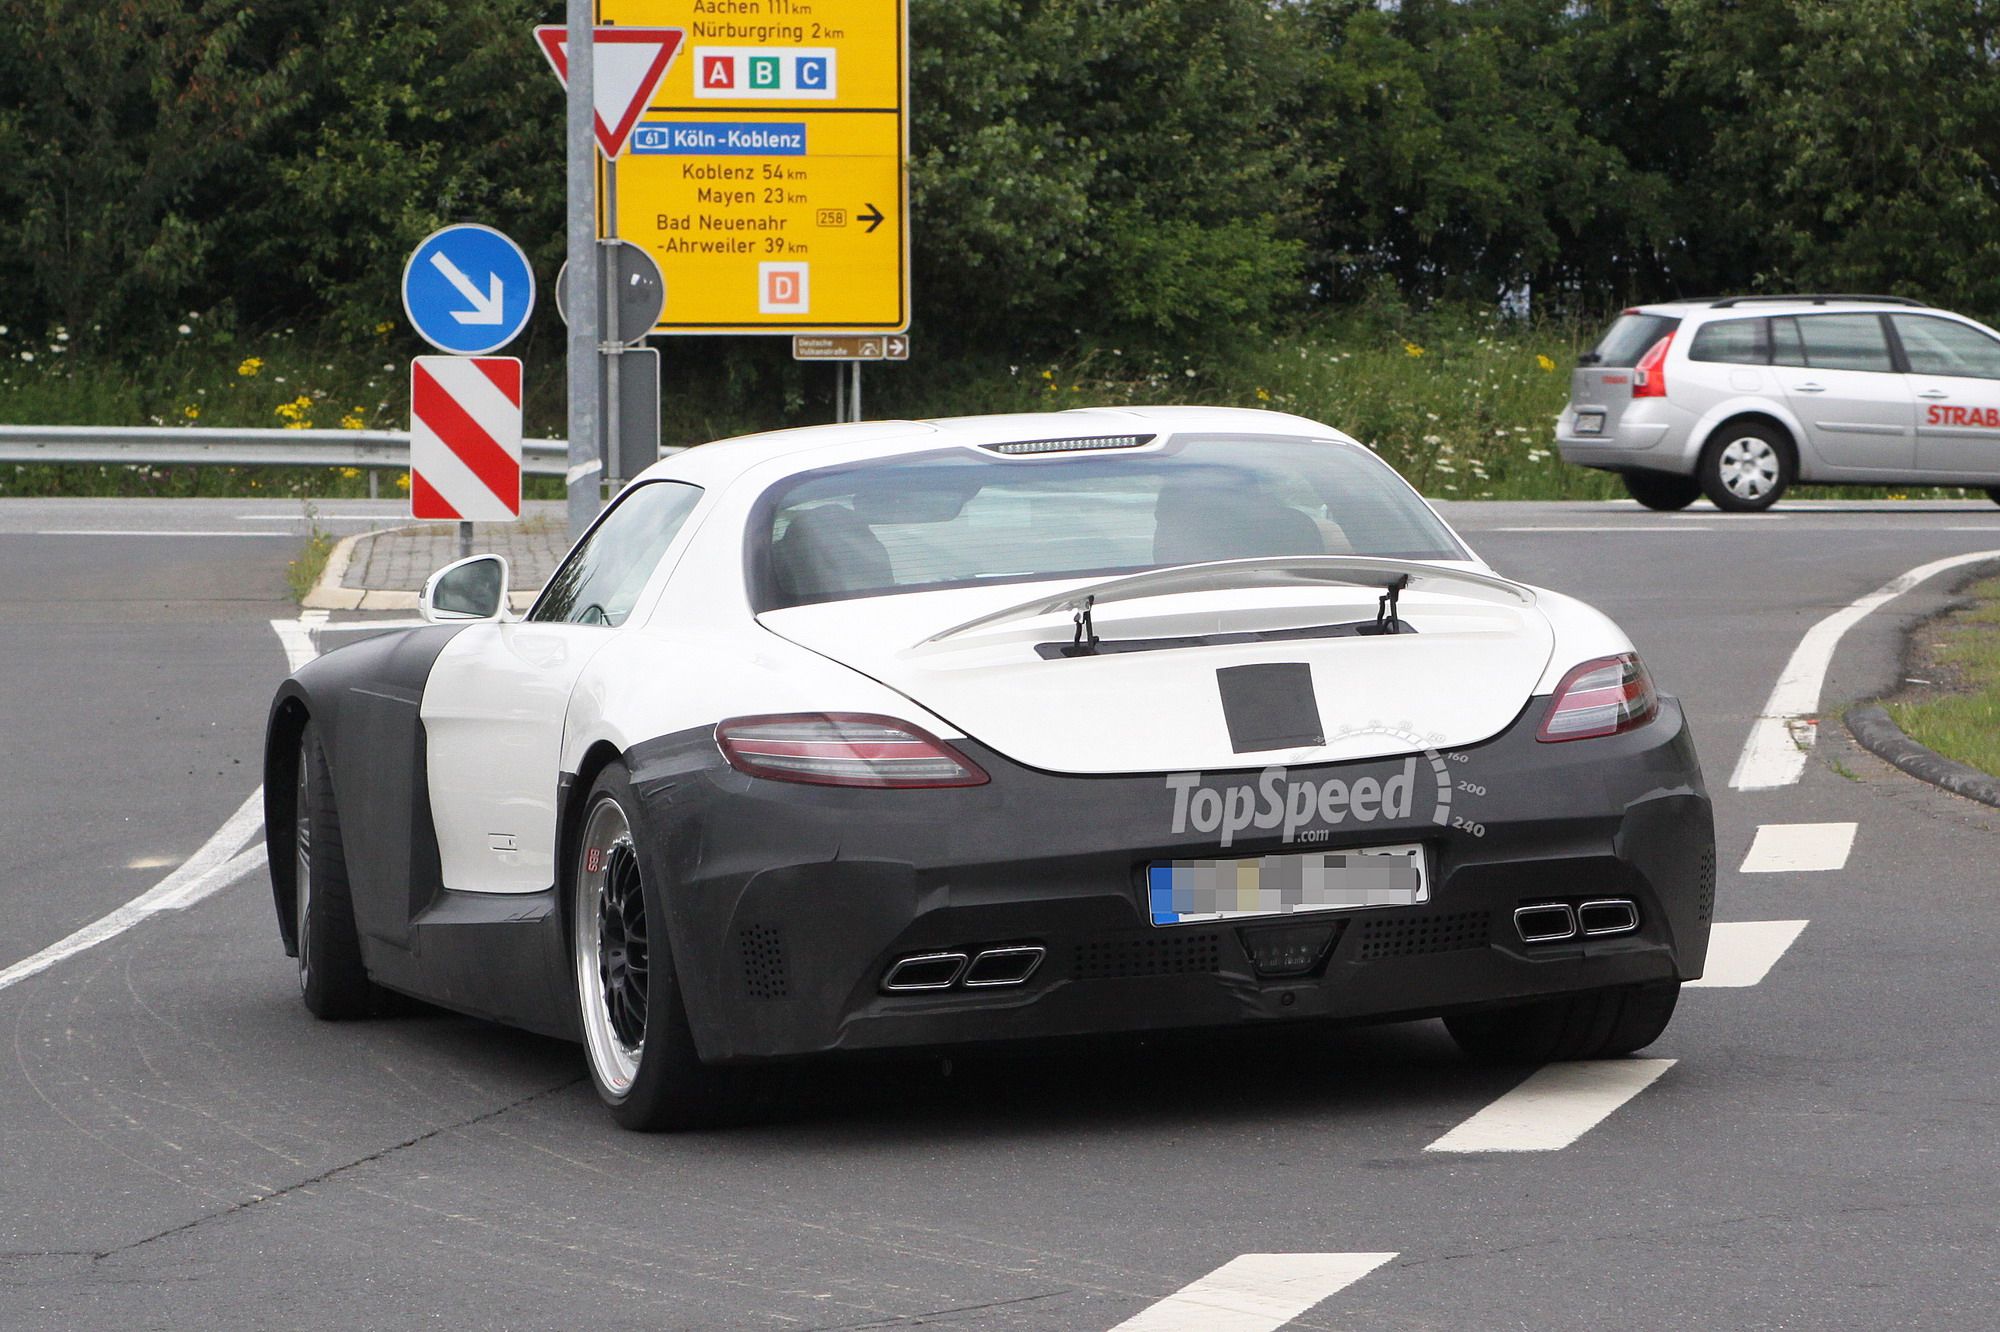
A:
[571, 762, 741, 1130]
[1621, 471, 1700, 511]
[1698, 424, 1793, 512]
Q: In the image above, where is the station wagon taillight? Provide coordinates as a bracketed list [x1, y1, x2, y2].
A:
[1537, 654, 1659, 742]
[1631, 333, 1673, 398]
[716, 714, 990, 787]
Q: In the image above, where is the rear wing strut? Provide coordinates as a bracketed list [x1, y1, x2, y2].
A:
[922, 556, 1534, 646]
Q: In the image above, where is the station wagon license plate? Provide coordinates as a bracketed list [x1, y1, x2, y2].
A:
[1147, 844, 1429, 926]
[1574, 410, 1605, 435]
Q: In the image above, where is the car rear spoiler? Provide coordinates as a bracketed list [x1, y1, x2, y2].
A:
[921, 556, 1536, 646]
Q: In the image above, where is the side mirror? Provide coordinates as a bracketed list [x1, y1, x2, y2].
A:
[420, 554, 511, 624]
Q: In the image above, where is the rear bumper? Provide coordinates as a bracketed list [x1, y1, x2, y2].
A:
[627, 700, 1715, 1064]
[1557, 400, 1695, 472]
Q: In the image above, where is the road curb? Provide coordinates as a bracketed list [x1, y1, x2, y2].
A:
[300, 525, 387, 610]
[1845, 704, 2000, 809]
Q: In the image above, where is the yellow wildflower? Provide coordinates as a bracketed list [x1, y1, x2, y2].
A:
[339, 467, 362, 480]
[395, 473, 411, 492]
[339, 409, 366, 430]
[1536, 353, 1556, 372]
[1255, 387, 1272, 402]
[182, 403, 200, 420]
[1403, 342, 1425, 358]
[237, 356, 264, 377]
[374, 321, 395, 337]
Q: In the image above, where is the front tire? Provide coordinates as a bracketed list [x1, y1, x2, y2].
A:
[295, 723, 377, 1018]
[1698, 424, 1793, 512]
[572, 763, 738, 1130]
[1621, 471, 1701, 511]
[1444, 980, 1680, 1063]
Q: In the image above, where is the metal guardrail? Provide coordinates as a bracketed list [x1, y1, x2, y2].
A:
[0, 424, 574, 476]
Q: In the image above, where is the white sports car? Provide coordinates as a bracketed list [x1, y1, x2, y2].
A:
[265, 408, 1715, 1130]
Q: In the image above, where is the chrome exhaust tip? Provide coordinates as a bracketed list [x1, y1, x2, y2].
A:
[1514, 903, 1579, 944]
[962, 945, 1045, 987]
[1577, 898, 1640, 937]
[881, 952, 968, 992]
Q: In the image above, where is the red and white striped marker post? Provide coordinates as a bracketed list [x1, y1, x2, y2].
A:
[409, 356, 523, 524]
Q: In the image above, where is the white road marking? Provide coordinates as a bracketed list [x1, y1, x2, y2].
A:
[270, 609, 328, 672]
[1688, 920, 1809, 988]
[0, 613, 323, 993]
[233, 513, 395, 523]
[34, 529, 294, 538]
[0, 796, 266, 993]
[1108, 1253, 1397, 1332]
[1729, 548, 2000, 789]
[1425, 1059, 1674, 1153]
[1740, 822, 1856, 873]
[1491, 525, 1714, 533]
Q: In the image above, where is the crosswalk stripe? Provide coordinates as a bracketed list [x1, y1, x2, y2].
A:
[1688, 920, 1809, 987]
[1425, 1059, 1674, 1153]
[1740, 822, 1856, 873]
[1108, 1253, 1397, 1332]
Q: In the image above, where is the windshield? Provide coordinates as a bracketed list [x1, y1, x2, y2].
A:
[752, 434, 1468, 609]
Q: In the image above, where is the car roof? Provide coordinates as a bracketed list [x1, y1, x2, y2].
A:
[1630, 296, 1940, 318]
[639, 406, 1355, 489]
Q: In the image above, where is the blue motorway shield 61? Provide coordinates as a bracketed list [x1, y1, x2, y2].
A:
[401, 224, 536, 355]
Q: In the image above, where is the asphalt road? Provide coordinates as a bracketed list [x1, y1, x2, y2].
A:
[3, 495, 1999, 1330]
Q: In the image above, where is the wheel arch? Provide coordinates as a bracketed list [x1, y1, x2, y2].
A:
[1697, 409, 1805, 480]
[263, 686, 313, 957]
[555, 740, 631, 933]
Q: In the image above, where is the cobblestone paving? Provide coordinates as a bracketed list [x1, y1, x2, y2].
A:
[345, 502, 569, 591]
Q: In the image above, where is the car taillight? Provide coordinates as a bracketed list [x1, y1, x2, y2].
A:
[715, 713, 990, 787]
[1537, 654, 1659, 742]
[1631, 333, 1672, 398]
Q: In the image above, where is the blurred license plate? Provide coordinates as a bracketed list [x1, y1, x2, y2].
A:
[1147, 844, 1428, 926]
[1574, 411, 1605, 435]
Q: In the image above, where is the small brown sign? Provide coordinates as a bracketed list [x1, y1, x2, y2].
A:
[791, 334, 910, 362]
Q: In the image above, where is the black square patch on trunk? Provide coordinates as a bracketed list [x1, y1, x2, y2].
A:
[1216, 662, 1324, 753]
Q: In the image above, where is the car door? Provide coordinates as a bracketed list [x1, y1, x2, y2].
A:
[1890, 314, 2000, 479]
[422, 481, 704, 895]
[1768, 314, 1915, 475]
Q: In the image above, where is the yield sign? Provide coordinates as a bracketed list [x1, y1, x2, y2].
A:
[533, 26, 686, 159]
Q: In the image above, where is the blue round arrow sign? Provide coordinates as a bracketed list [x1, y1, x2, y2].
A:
[401, 224, 536, 355]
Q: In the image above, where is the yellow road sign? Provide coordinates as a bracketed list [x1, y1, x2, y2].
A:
[599, 0, 908, 335]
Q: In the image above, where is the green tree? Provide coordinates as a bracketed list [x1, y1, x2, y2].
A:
[0, 0, 308, 345]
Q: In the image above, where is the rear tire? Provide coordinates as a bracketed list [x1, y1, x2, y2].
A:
[1621, 471, 1701, 511]
[572, 762, 744, 1131]
[295, 723, 377, 1018]
[1444, 980, 1680, 1063]
[1698, 424, 1793, 512]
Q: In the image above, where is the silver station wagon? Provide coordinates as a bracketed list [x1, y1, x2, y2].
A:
[1557, 295, 2000, 511]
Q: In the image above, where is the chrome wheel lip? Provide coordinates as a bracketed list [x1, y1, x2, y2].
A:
[575, 796, 645, 1100]
[1718, 436, 1780, 500]
[295, 746, 312, 992]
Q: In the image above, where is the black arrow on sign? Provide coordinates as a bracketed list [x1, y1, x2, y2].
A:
[858, 203, 885, 234]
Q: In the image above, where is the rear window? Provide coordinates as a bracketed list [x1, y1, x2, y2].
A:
[1689, 317, 1770, 365]
[753, 435, 1468, 609]
[1585, 313, 1680, 367]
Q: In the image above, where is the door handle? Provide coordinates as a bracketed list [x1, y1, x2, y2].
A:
[1917, 389, 1949, 400]
[1796, 382, 1826, 393]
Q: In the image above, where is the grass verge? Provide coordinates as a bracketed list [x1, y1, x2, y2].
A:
[1884, 574, 2000, 778]
[4, 310, 1996, 505]
[285, 505, 337, 605]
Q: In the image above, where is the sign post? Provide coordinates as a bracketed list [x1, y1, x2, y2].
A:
[562, 0, 601, 542]
[539, 19, 686, 533]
